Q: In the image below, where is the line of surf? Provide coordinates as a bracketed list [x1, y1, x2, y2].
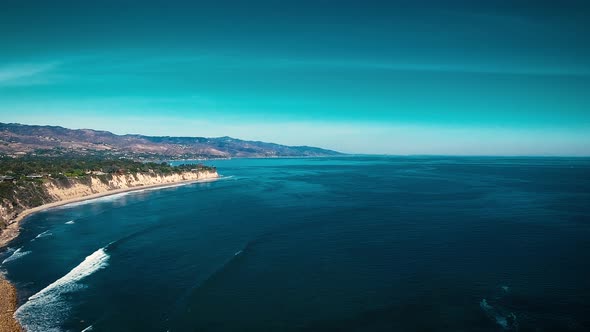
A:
[1, 247, 31, 265]
[30, 247, 110, 300]
[1, 176, 221, 249]
[14, 246, 110, 332]
[33, 230, 52, 240]
[55, 177, 222, 210]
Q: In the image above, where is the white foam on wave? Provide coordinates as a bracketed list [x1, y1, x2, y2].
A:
[81, 325, 94, 332]
[132, 183, 188, 193]
[480, 298, 517, 330]
[58, 192, 130, 210]
[14, 247, 110, 332]
[2, 247, 31, 265]
[29, 248, 109, 300]
[130, 178, 221, 194]
[480, 299, 507, 329]
[65, 220, 75, 225]
[2, 247, 16, 256]
[94, 192, 129, 202]
[55, 178, 222, 211]
[33, 230, 53, 240]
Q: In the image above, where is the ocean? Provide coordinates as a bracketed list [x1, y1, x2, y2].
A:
[1, 157, 589, 331]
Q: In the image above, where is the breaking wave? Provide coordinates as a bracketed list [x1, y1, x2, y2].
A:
[65, 220, 75, 224]
[480, 298, 518, 330]
[131, 183, 189, 194]
[33, 230, 53, 240]
[132, 177, 222, 194]
[58, 192, 130, 209]
[14, 247, 110, 332]
[2, 247, 31, 265]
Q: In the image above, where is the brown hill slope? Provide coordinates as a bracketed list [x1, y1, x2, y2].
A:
[0, 123, 342, 159]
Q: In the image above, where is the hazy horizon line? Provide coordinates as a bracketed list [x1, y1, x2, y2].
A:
[2, 121, 590, 158]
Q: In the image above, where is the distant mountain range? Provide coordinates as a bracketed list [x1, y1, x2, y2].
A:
[0, 123, 342, 159]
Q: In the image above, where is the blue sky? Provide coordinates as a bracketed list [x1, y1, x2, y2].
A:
[1, 0, 589, 155]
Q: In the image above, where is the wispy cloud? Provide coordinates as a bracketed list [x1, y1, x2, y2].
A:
[123, 54, 590, 77]
[242, 57, 590, 77]
[35, 53, 587, 82]
[0, 62, 60, 86]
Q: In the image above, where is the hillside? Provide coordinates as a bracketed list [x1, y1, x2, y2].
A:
[0, 123, 342, 159]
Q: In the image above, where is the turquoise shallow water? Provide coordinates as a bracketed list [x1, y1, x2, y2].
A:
[2, 157, 590, 331]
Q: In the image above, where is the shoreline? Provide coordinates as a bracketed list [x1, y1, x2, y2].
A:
[0, 176, 218, 332]
[0, 274, 21, 332]
[0, 176, 218, 249]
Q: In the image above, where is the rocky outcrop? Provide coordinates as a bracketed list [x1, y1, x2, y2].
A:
[0, 199, 21, 229]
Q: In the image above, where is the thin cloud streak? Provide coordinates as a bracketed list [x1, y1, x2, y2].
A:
[134, 55, 590, 77]
[54, 54, 589, 78]
[0, 61, 60, 86]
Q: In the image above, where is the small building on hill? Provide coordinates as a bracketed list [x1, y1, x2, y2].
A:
[0, 175, 16, 183]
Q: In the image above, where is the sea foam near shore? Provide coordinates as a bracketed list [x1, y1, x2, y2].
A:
[56, 192, 131, 210]
[2, 247, 31, 265]
[33, 230, 52, 240]
[15, 246, 110, 332]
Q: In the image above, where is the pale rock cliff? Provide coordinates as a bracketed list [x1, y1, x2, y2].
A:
[0, 170, 218, 228]
[44, 171, 217, 201]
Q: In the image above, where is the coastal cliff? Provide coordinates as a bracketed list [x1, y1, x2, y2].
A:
[0, 168, 217, 331]
[0, 170, 218, 233]
[44, 170, 217, 201]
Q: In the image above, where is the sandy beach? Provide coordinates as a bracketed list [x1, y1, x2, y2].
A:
[0, 275, 21, 332]
[0, 176, 218, 332]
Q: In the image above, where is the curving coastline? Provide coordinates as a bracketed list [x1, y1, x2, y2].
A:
[0, 170, 218, 249]
[0, 170, 218, 331]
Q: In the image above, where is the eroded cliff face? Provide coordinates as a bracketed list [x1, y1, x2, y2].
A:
[0, 200, 21, 229]
[0, 181, 54, 229]
[44, 171, 217, 201]
[0, 170, 218, 228]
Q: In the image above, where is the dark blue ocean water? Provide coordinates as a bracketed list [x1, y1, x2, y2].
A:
[2, 157, 590, 331]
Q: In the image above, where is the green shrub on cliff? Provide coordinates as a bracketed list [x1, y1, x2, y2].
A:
[0, 156, 215, 179]
[0, 155, 217, 228]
